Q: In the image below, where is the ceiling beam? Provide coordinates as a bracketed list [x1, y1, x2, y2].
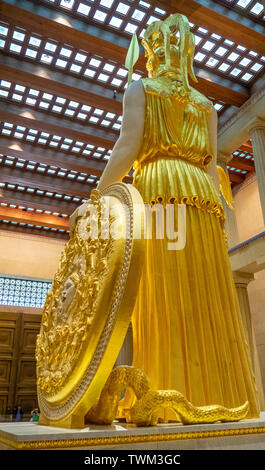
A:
[0, 1, 249, 106]
[0, 205, 69, 230]
[0, 223, 69, 239]
[195, 73, 247, 107]
[240, 142, 253, 152]
[228, 171, 244, 184]
[1, 55, 123, 103]
[0, 104, 116, 148]
[0, 138, 106, 177]
[0, 139, 132, 183]
[156, 0, 265, 56]
[0, 62, 123, 116]
[0, 188, 78, 215]
[229, 157, 255, 173]
[0, 166, 94, 198]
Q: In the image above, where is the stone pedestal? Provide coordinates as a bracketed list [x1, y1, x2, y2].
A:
[249, 123, 265, 224]
[0, 415, 265, 450]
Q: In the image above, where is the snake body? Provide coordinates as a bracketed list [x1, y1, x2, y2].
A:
[86, 366, 249, 427]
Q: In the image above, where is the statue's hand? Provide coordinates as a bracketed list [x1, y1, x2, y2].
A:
[69, 202, 89, 232]
[69, 190, 100, 232]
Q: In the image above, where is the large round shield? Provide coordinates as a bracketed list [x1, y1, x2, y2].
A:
[36, 183, 145, 427]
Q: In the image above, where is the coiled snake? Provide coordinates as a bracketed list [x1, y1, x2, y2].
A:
[86, 366, 249, 426]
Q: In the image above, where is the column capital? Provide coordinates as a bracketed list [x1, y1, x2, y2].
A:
[247, 117, 265, 134]
[233, 270, 255, 286]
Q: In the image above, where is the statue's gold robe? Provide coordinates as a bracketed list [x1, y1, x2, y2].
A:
[124, 77, 260, 420]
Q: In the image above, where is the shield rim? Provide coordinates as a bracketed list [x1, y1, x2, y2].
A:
[37, 183, 145, 423]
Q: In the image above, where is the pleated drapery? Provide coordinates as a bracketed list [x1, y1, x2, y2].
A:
[120, 78, 260, 420]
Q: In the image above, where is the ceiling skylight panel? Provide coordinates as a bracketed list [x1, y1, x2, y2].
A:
[81, 104, 91, 112]
[194, 35, 202, 46]
[94, 108, 104, 116]
[39, 101, 50, 109]
[211, 33, 222, 41]
[215, 46, 228, 57]
[70, 64, 81, 73]
[0, 25, 8, 36]
[124, 23, 138, 34]
[56, 58, 68, 68]
[116, 3, 131, 15]
[198, 27, 208, 34]
[139, 1, 151, 8]
[75, 52, 87, 62]
[45, 42, 57, 52]
[0, 89, 9, 98]
[52, 105, 63, 112]
[111, 78, 122, 86]
[194, 52, 206, 62]
[132, 10, 146, 22]
[12, 93, 22, 101]
[93, 10, 107, 22]
[77, 3, 91, 16]
[206, 57, 219, 67]
[237, 0, 252, 8]
[100, 0, 114, 7]
[25, 48, 38, 58]
[109, 17, 123, 28]
[117, 68, 127, 77]
[251, 3, 264, 15]
[13, 31, 25, 42]
[103, 63, 115, 73]
[98, 73, 109, 82]
[10, 43, 22, 53]
[89, 58, 101, 68]
[237, 45, 246, 52]
[230, 67, 242, 76]
[60, 47, 72, 57]
[202, 40, 215, 51]
[41, 53, 53, 64]
[77, 112, 87, 119]
[239, 57, 252, 67]
[26, 97, 37, 106]
[56, 97, 66, 105]
[60, 0, 75, 8]
[84, 68, 96, 77]
[155, 7, 166, 15]
[64, 109, 75, 116]
[146, 16, 159, 25]
[251, 62, 263, 71]
[227, 52, 240, 62]
[29, 36, 41, 47]
[241, 72, 253, 81]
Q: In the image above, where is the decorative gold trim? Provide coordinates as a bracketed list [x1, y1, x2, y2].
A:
[37, 183, 145, 426]
[1, 426, 265, 450]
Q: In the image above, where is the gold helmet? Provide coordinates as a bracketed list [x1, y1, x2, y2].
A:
[142, 14, 197, 89]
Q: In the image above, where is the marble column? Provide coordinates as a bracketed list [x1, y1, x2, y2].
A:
[233, 271, 265, 409]
[217, 152, 239, 249]
[249, 121, 265, 224]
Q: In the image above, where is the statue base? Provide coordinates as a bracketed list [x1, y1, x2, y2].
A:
[0, 413, 264, 450]
[38, 412, 85, 429]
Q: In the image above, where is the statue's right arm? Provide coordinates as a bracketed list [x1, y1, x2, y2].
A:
[69, 79, 145, 231]
[97, 79, 145, 191]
